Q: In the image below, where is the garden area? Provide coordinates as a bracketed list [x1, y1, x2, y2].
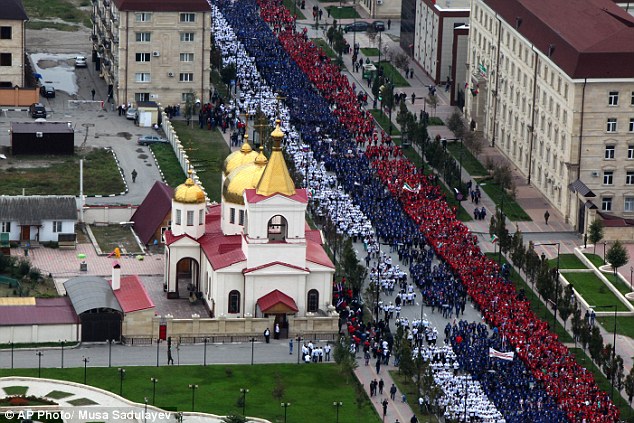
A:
[0, 254, 57, 298]
[89, 225, 144, 255]
[149, 143, 187, 188]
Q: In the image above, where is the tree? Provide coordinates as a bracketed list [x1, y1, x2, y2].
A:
[398, 337, 415, 378]
[183, 90, 197, 127]
[510, 231, 526, 276]
[463, 130, 484, 158]
[606, 240, 629, 277]
[558, 285, 575, 329]
[425, 94, 438, 117]
[588, 325, 604, 364]
[393, 52, 410, 74]
[446, 111, 466, 139]
[624, 366, 634, 407]
[333, 335, 358, 383]
[588, 219, 604, 255]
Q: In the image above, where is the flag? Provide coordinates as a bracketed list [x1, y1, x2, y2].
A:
[489, 347, 514, 361]
[490, 235, 499, 243]
[403, 182, 416, 193]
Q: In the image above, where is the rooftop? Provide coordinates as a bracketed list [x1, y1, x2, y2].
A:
[113, 0, 210, 12]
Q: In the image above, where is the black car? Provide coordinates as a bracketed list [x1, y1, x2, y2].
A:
[29, 103, 47, 118]
[373, 21, 386, 31]
[40, 85, 55, 98]
[344, 21, 369, 33]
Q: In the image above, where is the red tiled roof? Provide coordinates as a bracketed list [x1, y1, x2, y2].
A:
[597, 211, 634, 227]
[257, 289, 299, 313]
[113, 0, 210, 12]
[243, 261, 309, 274]
[131, 181, 173, 244]
[306, 240, 335, 268]
[0, 298, 79, 326]
[484, 0, 634, 78]
[244, 188, 308, 204]
[199, 233, 245, 270]
[305, 229, 324, 244]
[110, 275, 155, 313]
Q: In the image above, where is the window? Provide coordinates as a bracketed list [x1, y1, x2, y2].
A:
[135, 12, 152, 22]
[0, 27, 11, 39]
[135, 53, 150, 62]
[603, 171, 614, 185]
[199, 209, 204, 226]
[180, 32, 195, 42]
[230, 208, 235, 224]
[631, 91, 634, 105]
[626, 197, 634, 213]
[602, 197, 612, 211]
[607, 118, 617, 132]
[608, 91, 619, 106]
[52, 221, 62, 233]
[175, 209, 182, 225]
[238, 210, 245, 226]
[307, 289, 319, 313]
[182, 92, 195, 102]
[179, 73, 193, 82]
[187, 210, 194, 226]
[0, 221, 10, 232]
[180, 53, 194, 62]
[135, 72, 151, 83]
[135, 92, 149, 102]
[630, 118, 634, 132]
[0, 53, 11, 66]
[180, 13, 196, 22]
[629, 146, 634, 159]
[228, 290, 240, 313]
[627, 172, 634, 185]
[605, 145, 615, 159]
[135, 32, 151, 42]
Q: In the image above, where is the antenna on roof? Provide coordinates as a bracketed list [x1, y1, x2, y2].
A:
[548, 44, 556, 58]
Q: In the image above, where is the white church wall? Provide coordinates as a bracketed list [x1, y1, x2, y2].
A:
[245, 243, 306, 268]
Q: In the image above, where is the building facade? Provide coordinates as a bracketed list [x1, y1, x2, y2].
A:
[0, 0, 27, 88]
[92, 0, 211, 107]
[465, 0, 634, 233]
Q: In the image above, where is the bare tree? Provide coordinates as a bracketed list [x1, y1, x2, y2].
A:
[463, 130, 484, 157]
[425, 94, 438, 117]
[394, 52, 410, 74]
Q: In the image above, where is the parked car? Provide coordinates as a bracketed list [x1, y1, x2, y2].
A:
[75, 56, 87, 68]
[40, 85, 55, 98]
[126, 107, 138, 120]
[373, 21, 386, 31]
[29, 103, 47, 119]
[344, 21, 369, 33]
[137, 135, 168, 146]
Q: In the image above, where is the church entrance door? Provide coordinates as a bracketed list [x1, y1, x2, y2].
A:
[274, 314, 289, 339]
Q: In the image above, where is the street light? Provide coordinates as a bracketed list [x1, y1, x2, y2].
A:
[333, 401, 343, 423]
[150, 377, 158, 405]
[108, 339, 113, 367]
[36, 351, 43, 378]
[117, 368, 126, 396]
[630, 266, 633, 290]
[594, 304, 618, 400]
[296, 335, 303, 364]
[603, 241, 607, 265]
[281, 402, 291, 423]
[60, 340, 65, 369]
[250, 337, 256, 365]
[189, 384, 198, 411]
[203, 338, 208, 366]
[82, 357, 89, 384]
[240, 388, 249, 416]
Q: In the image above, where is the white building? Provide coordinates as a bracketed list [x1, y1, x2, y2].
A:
[0, 196, 77, 244]
[164, 122, 337, 338]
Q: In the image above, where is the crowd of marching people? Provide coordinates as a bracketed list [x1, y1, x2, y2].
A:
[210, 0, 618, 421]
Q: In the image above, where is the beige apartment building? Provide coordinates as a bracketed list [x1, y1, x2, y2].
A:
[92, 0, 211, 107]
[0, 0, 27, 88]
[465, 0, 634, 234]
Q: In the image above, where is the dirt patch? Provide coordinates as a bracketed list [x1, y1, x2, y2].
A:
[138, 154, 149, 159]
[117, 132, 133, 140]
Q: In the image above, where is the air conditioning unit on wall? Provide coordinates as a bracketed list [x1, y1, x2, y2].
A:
[167, 72, 174, 77]
[152, 51, 160, 57]
[591, 171, 600, 177]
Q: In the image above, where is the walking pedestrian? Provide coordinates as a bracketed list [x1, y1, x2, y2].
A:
[274, 323, 280, 339]
[131, 169, 138, 183]
[91, 88, 96, 100]
[387, 19, 391, 30]
[411, 93, 416, 104]
[544, 210, 550, 224]
[167, 348, 174, 365]
[264, 328, 271, 343]
[289, 338, 293, 354]
[378, 378, 384, 394]
[382, 399, 388, 417]
[375, 358, 381, 374]
[389, 383, 397, 400]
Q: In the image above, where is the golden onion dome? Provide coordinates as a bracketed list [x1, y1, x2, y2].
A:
[223, 149, 268, 205]
[222, 135, 259, 176]
[256, 119, 296, 197]
[174, 171, 206, 204]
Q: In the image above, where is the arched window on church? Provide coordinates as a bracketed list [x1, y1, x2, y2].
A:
[228, 290, 240, 314]
[307, 289, 319, 313]
[267, 215, 287, 241]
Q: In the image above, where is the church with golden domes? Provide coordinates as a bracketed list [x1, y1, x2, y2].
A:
[164, 121, 337, 337]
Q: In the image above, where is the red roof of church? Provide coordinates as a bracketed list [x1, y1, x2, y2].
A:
[306, 240, 335, 268]
[131, 181, 173, 244]
[257, 289, 299, 312]
[110, 275, 155, 313]
[243, 261, 309, 274]
[244, 188, 308, 204]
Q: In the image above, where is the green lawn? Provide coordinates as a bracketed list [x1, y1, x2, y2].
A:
[376, 61, 410, 87]
[548, 254, 587, 270]
[446, 142, 488, 177]
[311, 38, 338, 59]
[597, 315, 634, 340]
[603, 272, 634, 297]
[150, 143, 187, 188]
[171, 121, 231, 203]
[369, 109, 401, 135]
[584, 253, 606, 268]
[326, 6, 360, 19]
[283, 0, 307, 19]
[23, 0, 91, 29]
[1, 365, 380, 423]
[478, 182, 531, 221]
[561, 272, 628, 309]
[390, 370, 438, 423]
[428, 117, 444, 126]
[361, 47, 380, 56]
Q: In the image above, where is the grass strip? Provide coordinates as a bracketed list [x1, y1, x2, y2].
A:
[150, 143, 187, 188]
[445, 142, 488, 177]
[311, 38, 338, 59]
[369, 109, 401, 135]
[283, 0, 307, 19]
[326, 6, 360, 19]
[375, 61, 410, 87]
[561, 272, 628, 310]
[361, 48, 380, 56]
[478, 182, 531, 221]
[547, 254, 587, 270]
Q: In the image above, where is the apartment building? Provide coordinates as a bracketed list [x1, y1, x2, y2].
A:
[400, 0, 469, 106]
[0, 0, 28, 88]
[92, 0, 210, 107]
[465, 0, 634, 233]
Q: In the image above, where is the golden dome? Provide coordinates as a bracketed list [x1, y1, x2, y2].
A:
[256, 120, 296, 197]
[223, 147, 268, 205]
[222, 135, 259, 176]
[174, 171, 206, 204]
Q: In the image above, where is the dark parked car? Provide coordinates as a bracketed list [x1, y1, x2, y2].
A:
[373, 21, 386, 31]
[137, 135, 168, 146]
[40, 85, 55, 98]
[29, 103, 47, 119]
[344, 21, 369, 33]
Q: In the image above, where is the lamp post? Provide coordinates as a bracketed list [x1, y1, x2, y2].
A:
[82, 357, 89, 384]
[143, 397, 148, 423]
[595, 304, 618, 400]
[10, 341, 13, 369]
[60, 340, 65, 369]
[250, 337, 256, 365]
[189, 384, 198, 411]
[333, 401, 343, 423]
[603, 241, 607, 265]
[630, 266, 633, 290]
[108, 339, 113, 367]
[156, 338, 160, 367]
[296, 335, 303, 364]
[36, 351, 43, 378]
[150, 378, 158, 405]
[203, 338, 208, 366]
[118, 368, 126, 396]
[240, 388, 249, 416]
[281, 402, 291, 423]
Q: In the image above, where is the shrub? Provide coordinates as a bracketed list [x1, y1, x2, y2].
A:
[17, 259, 30, 277]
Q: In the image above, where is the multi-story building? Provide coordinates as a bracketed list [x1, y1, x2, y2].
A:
[465, 0, 634, 233]
[401, 0, 469, 106]
[0, 0, 27, 88]
[92, 0, 210, 107]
